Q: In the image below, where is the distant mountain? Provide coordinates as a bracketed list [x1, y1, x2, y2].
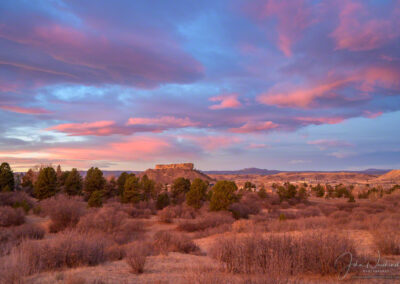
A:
[204, 168, 392, 176]
[205, 168, 281, 175]
[356, 169, 392, 175]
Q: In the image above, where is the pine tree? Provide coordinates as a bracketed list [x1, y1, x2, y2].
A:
[186, 178, 208, 209]
[122, 174, 142, 203]
[0, 162, 14, 192]
[209, 180, 238, 211]
[140, 174, 155, 201]
[34, 167, 57, 200]
[64, 168, 83, 196]
[171, 177, 191, 204]
[84, 167, 105, 199]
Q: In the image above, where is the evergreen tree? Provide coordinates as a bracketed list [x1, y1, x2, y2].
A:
[84, 167, 105, 199]
[117, 172, 129, 196]
[186, 178, 208, 209]
[0, 162, 14, 192]
[21, 169, 35, 193]
[156, 192, 170, 210]
[88, 190, 103, 207]
[64, 168, 83, 196]
[140, 174, 155, 201]
[171, 177, 191, 204]
[122, 174, 142, 203]
[34, 167, 57, 199]
[209, 180, 238, 211]
[104, 176, 118, 198]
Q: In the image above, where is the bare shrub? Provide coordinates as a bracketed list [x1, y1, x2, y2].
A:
[372, 230, 400, 255]
[210, 231, 356, 276]
[0, 223, 45, 257]
[41, 195, 86, 232]
[153, 230, 199, 255]
[157, 205, 196, 223]
[0, 191, 35, 209]
[0, 206, 25, 227]
[317, 204, 337, 216]
[177, 212, 234, 232]
[126, 241, 149, 274]
[77, 206, 145, 244]
[232, 219, 255, 233]
[1, 230, 111, 277]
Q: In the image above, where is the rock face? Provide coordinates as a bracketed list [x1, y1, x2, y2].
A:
[141, 163, 212, 184]
[155, 163, 194, 170]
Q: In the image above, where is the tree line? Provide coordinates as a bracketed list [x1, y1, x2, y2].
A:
[0, 162, 243, 211]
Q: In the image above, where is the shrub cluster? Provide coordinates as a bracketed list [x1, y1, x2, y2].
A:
[210, 231, 356, 276]
[152, 230, 199, 255]
[0, 207, 25, 227]
[41, 195, 86, 232]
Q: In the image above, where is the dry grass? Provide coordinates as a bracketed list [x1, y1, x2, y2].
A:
[372, 230, 400, 255]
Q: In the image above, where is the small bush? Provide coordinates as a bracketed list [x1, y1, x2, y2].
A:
[77, 206, 144, 244]
[177, 212, 234, 232]
[41, 195, 86, 232]
[153, 230, 199, 255]
[0, 192, 34, 208]
[126, 241, 149, 274]
[0, 223, 45, 257]
[157, 205, 196, 223]
[0, 207, 25, 227]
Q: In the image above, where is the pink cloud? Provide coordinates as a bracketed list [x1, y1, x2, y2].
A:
[331, 2, 400, 51]
[48, 136, 194, 161]
[258, 67, 400, 108]
[258, 77, 353, 108]
[47, 121, 127, 136]
[0, 22, 203, 88]
[245, 0, 314, 57]
[181, 135, 241, 151]
[47, 116, 199, 136]
[0, 105, 51, 115]
[127, 116, 198, 129]
[248, 143, 269, 149]
[363, 111, 383, 119]
[230, 121, 278, 133]
[209, 93, 242, 110]
[307, 139, 353, 150]
[295, 116, 345, 125]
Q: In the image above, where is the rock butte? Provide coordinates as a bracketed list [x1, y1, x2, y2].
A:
[155, 163, 194, 170]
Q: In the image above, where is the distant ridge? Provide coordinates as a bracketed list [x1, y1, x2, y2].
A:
[374, 169, 400, 182]
[204, 168, 391, 176]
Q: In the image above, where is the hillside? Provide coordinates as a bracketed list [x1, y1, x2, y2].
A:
[140, 168, 213, 184]
[374, 169, 400, 182]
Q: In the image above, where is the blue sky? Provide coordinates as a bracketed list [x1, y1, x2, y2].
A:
[0, 0, 399, 171]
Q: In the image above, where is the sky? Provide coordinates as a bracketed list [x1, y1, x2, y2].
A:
[0, 0, 400, 171]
